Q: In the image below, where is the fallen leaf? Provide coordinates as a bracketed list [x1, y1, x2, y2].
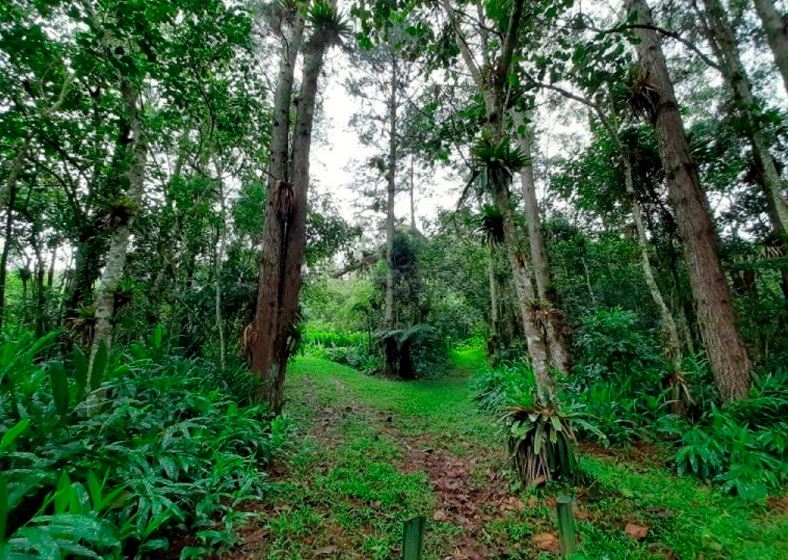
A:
[315, 545, 339, 555]
[531, 532, 560, 553]
[625, 523, 649, 540]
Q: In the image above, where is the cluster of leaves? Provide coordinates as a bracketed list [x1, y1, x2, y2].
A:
[0, 329, 290, 559]
[568, 307, 680, 442]
[301, 331, 379, 373]
[472, 360, 535, 412]
[677, 373, 788, 501]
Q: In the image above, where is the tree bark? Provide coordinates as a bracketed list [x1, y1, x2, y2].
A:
[625, 0, 752, 402]
[512, 110, 572, 374]
[384, 59, 399, 376]
[0, 138, 28, 333]
[487, 245, 499, 355]
[88, 81, 147, 382]
[215, 172, 227, 372]
[493, 184, 557, 407]
[258, 23, 334, 412]
[251, 15, 304, 405]
[753, 0, 788, 100]
[699, 0, 788, 230]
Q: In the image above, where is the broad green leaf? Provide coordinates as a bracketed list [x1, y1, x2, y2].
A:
[54, 473, 71, 515]
[1, 419, 30, 450]
[73, 348, 88, 393]
[49, 363, 69, 417]
[90, 341, 108, 391]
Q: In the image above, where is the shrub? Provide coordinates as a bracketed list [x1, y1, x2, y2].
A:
[0, 330, 290, 559]
[472, 360, 535, 412]
[676, 374, 788, 501]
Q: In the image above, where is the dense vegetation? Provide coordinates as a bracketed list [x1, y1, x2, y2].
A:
[2, 0, 788, 556]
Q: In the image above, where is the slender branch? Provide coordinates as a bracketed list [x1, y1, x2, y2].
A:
[584, 16, 721, 71]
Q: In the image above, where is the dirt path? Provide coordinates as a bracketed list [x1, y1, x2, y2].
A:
[220, 351, 545, 560]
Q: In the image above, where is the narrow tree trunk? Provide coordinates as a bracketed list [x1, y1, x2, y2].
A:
[34, 238, 46, 338]
[493, 184, 557, 406]
[513, 110, 572, 374]
[384, 61, 399, 376]
[441, 0, 556, 403]
[487, 245, 499, 355]
[215, 175, 227, 371]
[580, 254, 597, 306]
[753, 0, 788, 100]
[88, 81, 147, 382]
[625, 0, 752, 402]
[0, 141, 24, 334]
[263, 26, 334, 412]
[699, 0, 788, 230]
[251, 16, 304, 404]
[409, 155, 417, 233]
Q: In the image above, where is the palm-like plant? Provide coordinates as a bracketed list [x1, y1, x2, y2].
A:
[504, 391, 605, 486]
[476, 204, 505, 247]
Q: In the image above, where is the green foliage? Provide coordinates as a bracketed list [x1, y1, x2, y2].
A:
[0, 331, 289, 559]
[472, 360, 535, 412]
[676, 374, 788, 501]
[504, 403, 578, 486]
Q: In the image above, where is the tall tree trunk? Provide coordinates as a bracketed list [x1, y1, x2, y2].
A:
[487, 245, 499, 356]
[493, 184, 557, 406]
[441, 0, 557, 404]
[88, 81, 148, 381]
[623, 156, 690, 409]
[512, 110, 572, 374]
[264, 20, 331, 412]
[266, 29, 334, 411]
[215, 175, 227, 371]
[384, 60, 399, 376]
[625, 0, 752, 402]
[251, 16, 304, 405]
[409, 155, 417, 233]
[699, 0, 788, 308]
[752, 0, 788, 100]
[699, 0, 788, 229]
[0, 138, 27, 334]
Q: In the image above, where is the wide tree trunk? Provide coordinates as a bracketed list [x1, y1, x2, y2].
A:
[753, 0, 788, 100]
[512, 110, 572, 374]
[251, 16, 304, 405]
[252, 12, 336, 412]
[625, 0, 752, 402]
[267, 30, 333, 412]
[88, 81, 147, 381]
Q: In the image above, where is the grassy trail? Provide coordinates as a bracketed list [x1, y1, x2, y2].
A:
[224, 349, 788, 560]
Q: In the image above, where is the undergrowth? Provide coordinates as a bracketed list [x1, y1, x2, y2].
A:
[0, 328, 289, 559]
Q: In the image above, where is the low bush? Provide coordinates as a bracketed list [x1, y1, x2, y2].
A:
[0, 329, 290, 559]
[677, 374, 788, 501]
[472, 360, 535, 412]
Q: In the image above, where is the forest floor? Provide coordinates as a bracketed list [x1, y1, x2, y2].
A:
[221, 348, 788, 560]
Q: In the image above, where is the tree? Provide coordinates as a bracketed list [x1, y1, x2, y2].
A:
[624, 0, 752, 402]
[250, 1, 348, 411]
[752, 0, 788, 100]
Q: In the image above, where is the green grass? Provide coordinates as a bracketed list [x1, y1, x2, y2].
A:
[240, 348, 788, 560]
